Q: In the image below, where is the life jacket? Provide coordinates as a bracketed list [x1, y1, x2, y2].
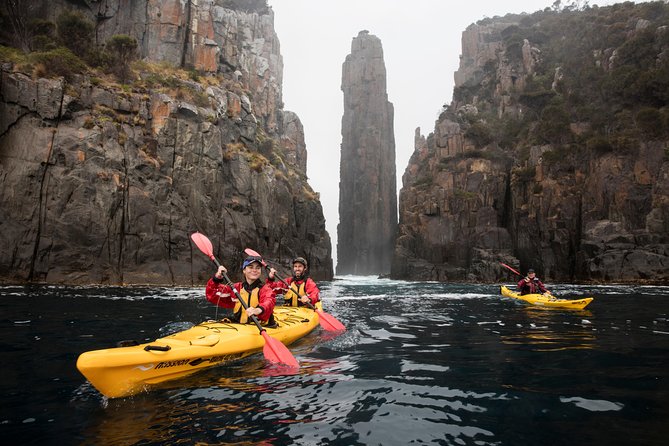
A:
[234, 281, 261, 324]
[284, 280, 307, 306]
[520, 278, 543, 295]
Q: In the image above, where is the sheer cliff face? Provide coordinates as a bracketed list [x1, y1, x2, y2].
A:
[0, 0, 332, 284]
[393, 5, 669, 283]
[337, 31, 397, 275]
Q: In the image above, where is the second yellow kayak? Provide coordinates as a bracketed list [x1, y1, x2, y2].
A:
[500, 285, 593, 310]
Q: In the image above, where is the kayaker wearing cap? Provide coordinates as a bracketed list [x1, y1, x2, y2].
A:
[517, 268, 550, 295]
[205, 256, 276, 326]
[267, 257, 320, 307]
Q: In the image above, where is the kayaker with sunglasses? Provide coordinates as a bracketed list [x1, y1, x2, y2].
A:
[205, 256, 277, 326]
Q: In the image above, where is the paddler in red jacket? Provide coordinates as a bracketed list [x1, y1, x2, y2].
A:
[267, 257, 320, 307]
[205, 256, 276, 326]
[517, 269, 550, 295]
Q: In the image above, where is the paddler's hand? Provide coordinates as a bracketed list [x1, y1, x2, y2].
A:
[215, 265, 227, 279]
[268, 267, 277, 280]
[246, 307, 262, 317]
[299, 295, 310, 304]
[524, 277, 530, 283]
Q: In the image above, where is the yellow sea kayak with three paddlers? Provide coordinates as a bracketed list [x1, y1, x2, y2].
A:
[76, 305, 320, 398]
[500, 286, 593, 310]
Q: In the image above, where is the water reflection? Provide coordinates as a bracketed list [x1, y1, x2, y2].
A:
[500, 307, 595, 351]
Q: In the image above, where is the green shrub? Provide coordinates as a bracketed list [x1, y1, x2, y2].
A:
[0, 44, 25, 64]
[514, 166, 536, 182]
[519, 88, 556, 111]
[586, 135, 613, 154]
[106, 34, 138, 83]
[464, 122, 494, 148]
[56, 11, 94, 58]
[540, 149, 562, 165]
[189, 69, 200, 81]
[28, 19, 56, 51]
[535, 104, 571, 144]
[30, 47, 87, 80]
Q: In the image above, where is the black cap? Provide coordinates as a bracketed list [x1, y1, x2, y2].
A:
[292, 257, 308, 267]
[527, 268, 535, 273]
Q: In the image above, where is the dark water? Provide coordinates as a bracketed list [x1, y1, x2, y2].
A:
[1, 278, 668, 445]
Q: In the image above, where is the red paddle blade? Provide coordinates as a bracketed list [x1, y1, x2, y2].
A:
[261, 331, 299, 367]
[316, 309, 346, 332]
[244, 247, 261, 257]
[191, 232, 215, 261]
[244, 248, 268, 267]
[500, 262, 521, 276]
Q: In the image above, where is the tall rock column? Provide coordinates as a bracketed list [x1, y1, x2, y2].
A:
[337, 31, 397, 275]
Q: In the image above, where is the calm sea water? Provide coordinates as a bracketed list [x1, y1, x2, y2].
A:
[1, 277, 668, 445]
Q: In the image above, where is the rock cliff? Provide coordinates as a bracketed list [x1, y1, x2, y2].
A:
[337, 31, 397, 275]
[392, 3, 669, 283]
[0, 0, 333, 284]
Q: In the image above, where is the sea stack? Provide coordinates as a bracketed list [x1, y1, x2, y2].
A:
[337, 30, 397, 275]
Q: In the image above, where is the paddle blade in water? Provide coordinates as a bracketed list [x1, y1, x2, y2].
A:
[316, 309, 346, 332]
[261, 331, 299, 367]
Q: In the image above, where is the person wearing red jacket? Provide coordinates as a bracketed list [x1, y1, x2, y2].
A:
[205, 256, 276, 325]
[517, 269, 550, 295]
[267, 257, 320, 307]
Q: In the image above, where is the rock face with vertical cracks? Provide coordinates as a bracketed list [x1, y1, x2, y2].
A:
[391, 8, 669, 284]
[0, 1, 332, 284]
[337, 31, 397, 275]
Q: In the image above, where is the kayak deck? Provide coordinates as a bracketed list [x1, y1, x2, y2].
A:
[77, 306, 319, 398]
[500, 286, 593, 310]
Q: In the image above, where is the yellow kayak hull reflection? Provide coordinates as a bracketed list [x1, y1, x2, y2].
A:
[76, 306, 319, 398]
[500, 286, 593, 310]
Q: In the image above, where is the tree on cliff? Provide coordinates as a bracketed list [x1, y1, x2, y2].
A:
[56, 10, 94, 60]
[106, 35, 138, 84]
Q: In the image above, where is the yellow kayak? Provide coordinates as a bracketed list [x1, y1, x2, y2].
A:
[77, 306, 319, 398]
[500, 286, 593, 310]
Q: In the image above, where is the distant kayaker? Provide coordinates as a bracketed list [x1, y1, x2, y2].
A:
[267, 256, 321, 307]
[205, 256, 276, 326]
[517, 269, 550, 295]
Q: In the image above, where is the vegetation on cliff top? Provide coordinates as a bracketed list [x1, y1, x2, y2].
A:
[451, 1, 669, 164]
[0, 2, 316, 205]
